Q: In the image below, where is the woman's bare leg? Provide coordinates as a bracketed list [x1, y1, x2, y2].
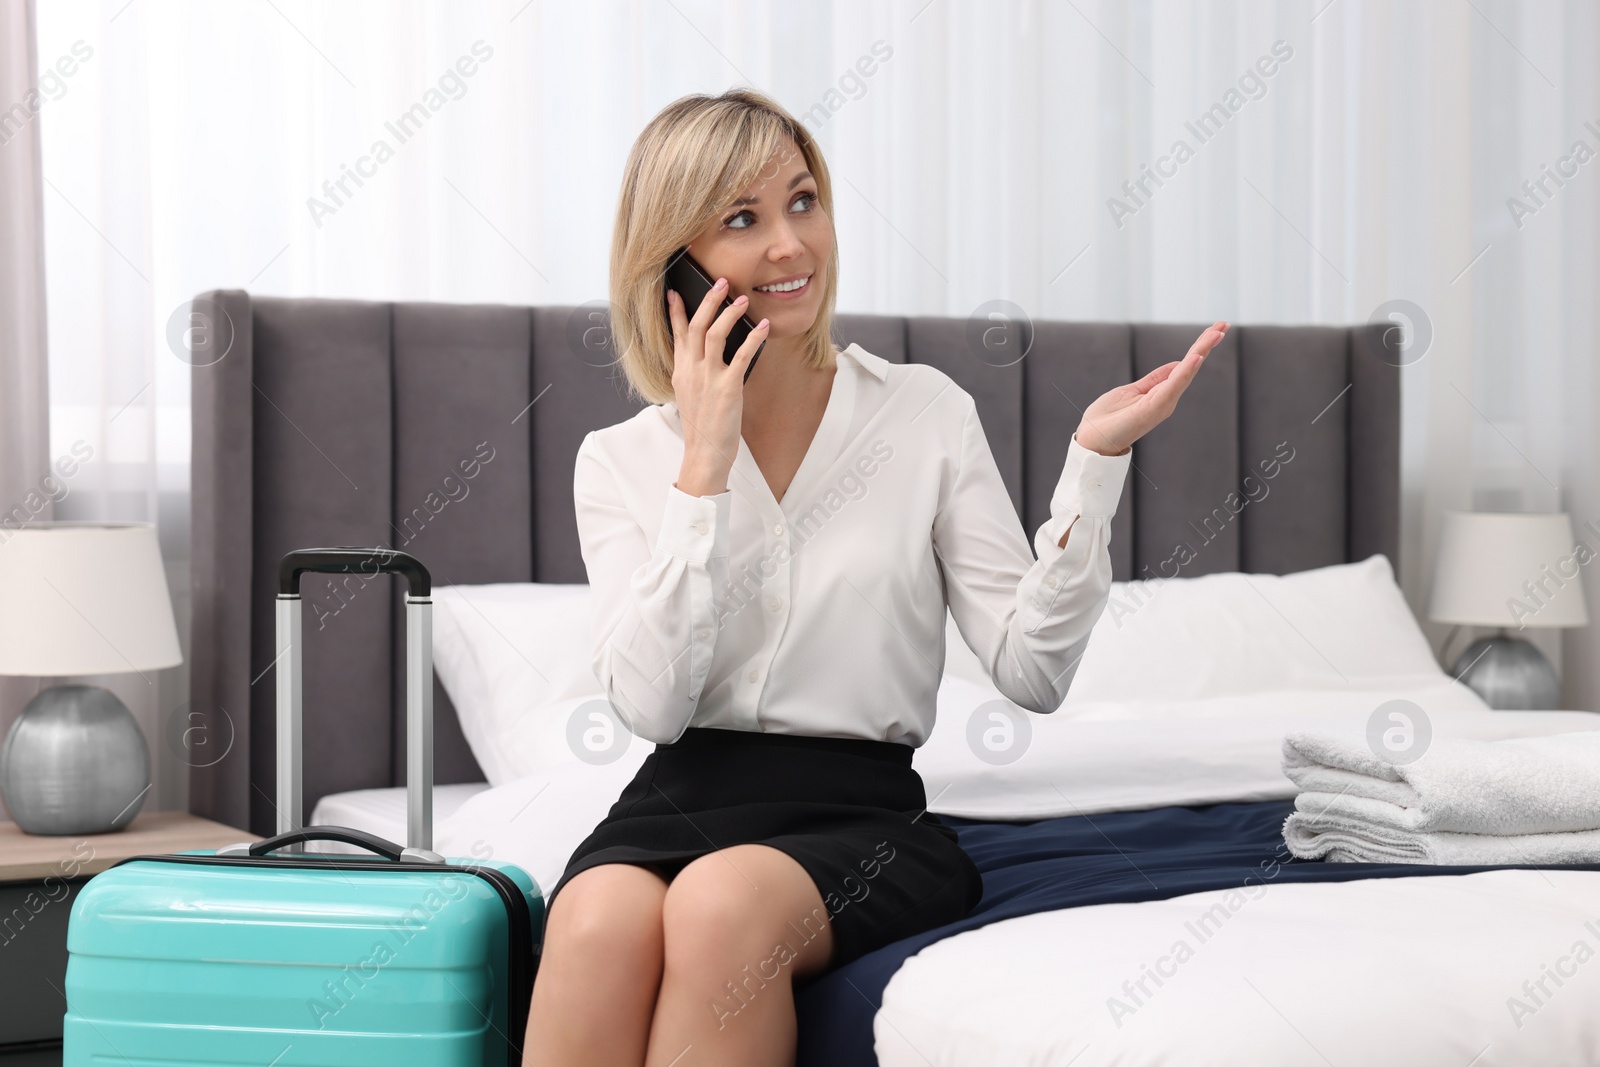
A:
[643, 845, 836, 1067]
[523, 863, 670, 1066]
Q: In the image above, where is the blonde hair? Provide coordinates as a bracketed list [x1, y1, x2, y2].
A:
[608, 88, 840, 406]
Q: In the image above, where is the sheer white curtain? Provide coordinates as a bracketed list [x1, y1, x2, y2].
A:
[0, 0, 53, 811]
[35, 0, 1600, 813]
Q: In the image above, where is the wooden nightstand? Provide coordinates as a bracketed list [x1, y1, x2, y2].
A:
[0, 813, 255, 1062]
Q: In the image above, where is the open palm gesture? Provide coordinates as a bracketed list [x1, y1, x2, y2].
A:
[1074, 321, 1229, 456]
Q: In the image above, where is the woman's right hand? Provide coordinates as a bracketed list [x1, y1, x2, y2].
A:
[667, 278, 769, 497]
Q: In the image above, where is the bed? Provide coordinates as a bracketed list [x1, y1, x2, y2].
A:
[190, 291, 1600, 1065]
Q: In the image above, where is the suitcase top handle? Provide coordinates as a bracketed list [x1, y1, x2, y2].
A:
[277, 547, 431, 598]
[217, 825, 445, 864]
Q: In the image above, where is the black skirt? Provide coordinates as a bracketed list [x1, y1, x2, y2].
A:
[547, 726, 984, 970]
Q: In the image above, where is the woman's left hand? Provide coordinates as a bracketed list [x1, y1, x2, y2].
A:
[1073, 321, 1229, 457]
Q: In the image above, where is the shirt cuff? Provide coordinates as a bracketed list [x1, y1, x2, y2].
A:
[1058, 433, 1131, 517]
[1035, 433, 1131, 554]
[656, 484, 732, 562]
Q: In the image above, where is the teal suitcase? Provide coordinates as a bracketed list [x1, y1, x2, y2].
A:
[63, 548, 543, 1066]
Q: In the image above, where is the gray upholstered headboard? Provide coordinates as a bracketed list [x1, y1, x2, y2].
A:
[187, 290, 1399, 835]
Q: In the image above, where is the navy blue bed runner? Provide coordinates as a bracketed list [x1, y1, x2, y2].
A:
[794, 797, 1600, 1067]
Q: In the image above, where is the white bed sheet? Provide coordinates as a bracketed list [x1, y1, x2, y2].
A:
[917, 679, 1600, 819]
[304, 782, 492, 853]
[876, 869, 1600, 1066]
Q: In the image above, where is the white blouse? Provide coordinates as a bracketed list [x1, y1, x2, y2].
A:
[572, 342, 1133, 747]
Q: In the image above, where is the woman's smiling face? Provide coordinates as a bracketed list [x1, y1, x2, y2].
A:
[685, 136, 831, 341]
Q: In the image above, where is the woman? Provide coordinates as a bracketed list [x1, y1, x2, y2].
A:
[523, 88, 1227, 1067]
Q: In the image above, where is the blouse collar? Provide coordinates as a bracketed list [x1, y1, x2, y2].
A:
[837, 342, 890, 381]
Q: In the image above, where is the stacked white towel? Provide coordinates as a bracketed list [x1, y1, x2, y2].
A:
[1280, 729, 1600, 864]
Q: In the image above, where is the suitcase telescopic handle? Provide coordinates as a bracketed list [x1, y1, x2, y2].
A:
[278, 547, 430, 597]
[217, 825, 444, 864]
[274, 547, 435, 852]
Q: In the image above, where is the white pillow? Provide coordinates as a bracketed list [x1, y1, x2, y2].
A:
[942, 553, 1444, 712]
[431, 583, 604, 785]
[1062, 553, 1443, 706]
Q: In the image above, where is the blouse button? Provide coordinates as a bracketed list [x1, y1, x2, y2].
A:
[693, 521, 708, 535]
[766, 596, 782, 612]
[696, 629, 709, 639]
[1045, 576, 1060, 589]
[773, 524, 786, 537]
[747, 668, 760, 683]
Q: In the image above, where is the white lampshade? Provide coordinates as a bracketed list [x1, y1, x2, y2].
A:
[0, 522, 183, 676]
[1428, 511, 1591, 629]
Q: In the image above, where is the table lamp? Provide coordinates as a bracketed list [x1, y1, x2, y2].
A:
[0, 522, 182, 833]
[1428, 511, 1590, 709]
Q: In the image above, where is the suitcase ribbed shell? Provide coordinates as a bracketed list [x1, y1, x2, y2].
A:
[64, 850, 541, 1066]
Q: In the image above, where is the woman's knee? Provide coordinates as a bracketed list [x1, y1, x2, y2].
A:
[659, 846, 833, 980]
[543, 863, 669, 963]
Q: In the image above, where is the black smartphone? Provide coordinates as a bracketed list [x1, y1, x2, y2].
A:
[663, 246, 765, 383]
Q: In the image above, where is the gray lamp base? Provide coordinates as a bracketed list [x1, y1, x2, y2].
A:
[1451, 633, 1561, 710]
[0, 684, 152, 835]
